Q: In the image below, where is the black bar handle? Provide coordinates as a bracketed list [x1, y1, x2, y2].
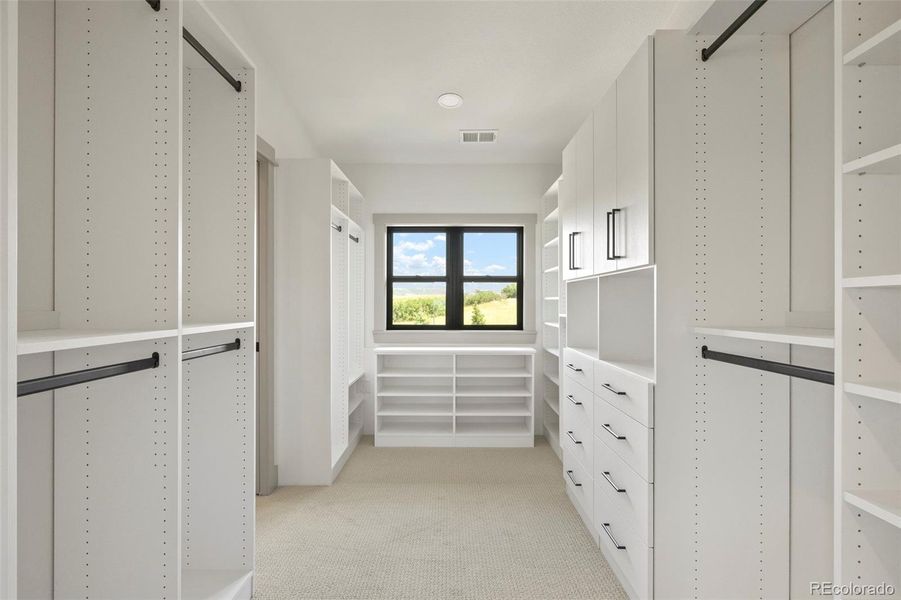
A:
[145, 0, 160, 11]
[701, 345, 834, 385]
[182, 28, 242, 93]
[601, 523, 627, 550]
[567, 232, 574, 271]
[601, 383, 627, 396]
[183, 339, 241, 362]
[608, 208, 624, 260]
[701, 0, 769, 61]
[18, 353, 160, 397]
[572, 232, 582, 270]
[606, 211, 614, 260]
[565, 470, 582, 487]
[349, 234, 360, 243]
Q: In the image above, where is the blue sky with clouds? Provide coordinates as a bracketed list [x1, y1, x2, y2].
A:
[392, 231, 516, 277]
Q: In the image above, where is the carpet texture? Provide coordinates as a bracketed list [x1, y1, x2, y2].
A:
[255, 437, 627, 600]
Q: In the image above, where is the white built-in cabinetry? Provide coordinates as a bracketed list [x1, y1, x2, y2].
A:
[10, 1, 256, 598]
[374, 347, 535, 447]
[835, 0, 901, 592]
[563, 37, 654, 281]
[276, 160, 366, 485]
[541, 182, 563, 459]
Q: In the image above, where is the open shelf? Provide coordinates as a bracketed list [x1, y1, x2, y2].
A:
[844, 490, 901, 529]
[842, 274, 901, 288]
[376, 368, 454, 378]
[544, 236, 559, 248]
[544, 394, 560, 415]
[455, 385, 531, 397]
[597, 357, 656, 383]
[349, 370, 365, 386]
[545, 347, 560, 357]
[349, 392, 365, 414]
[182, 569, 253, 600]
[844, 18, 901, 65]
[455, 400, 531, 416]
[376, 384, 453, 397]
[693, 325, 835, 348]
[377, 399, 452, 416]
[544, 321, 560, 329]
[455, 367, 531, 378]
[545, 372, 560, 386]
[544, 266, 559, 274]
[378, 419, 453, 436]
[843, 143, 901, 175]
[182, 321, 254, 336]
[17, 327, 178, 356]
[845, 381, 901, 405]
[455, 421, 531, 436]
[544, 207, 559, 221]
[545, 422, 561, 460]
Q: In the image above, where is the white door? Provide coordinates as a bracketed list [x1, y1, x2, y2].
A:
[561, 137, 578, 281]
[575, 115, 595, 275]
[615, 36, 654, 271]
[593, 83, 617, 274]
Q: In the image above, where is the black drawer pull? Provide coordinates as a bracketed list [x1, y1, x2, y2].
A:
[566, 431, 582, 445]
[601, 523, 626, 550]
[602, 471, 626, 493]
[566, 394, 582, 406]
[601, 423, 627, 440]
[565, 470, 582, 487]
[601, 383, 626, 396]
[565, 363, 583, 373]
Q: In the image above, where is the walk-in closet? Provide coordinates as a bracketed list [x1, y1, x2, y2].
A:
[1, 0, 898, 599]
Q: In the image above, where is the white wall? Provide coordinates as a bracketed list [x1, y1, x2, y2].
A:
[204, 1, 317, 159]
[339, 163, 560, 435]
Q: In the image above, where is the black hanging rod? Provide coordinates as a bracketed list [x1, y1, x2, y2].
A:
[701, 345, 834, 385]
[182, 338, 241, 362]
[701, 0, 769, 62]
[18, 353, 160, 397]
[331, 223, 343, 232]
[349, 234, 360, 243]
[144, 1, 242, 92]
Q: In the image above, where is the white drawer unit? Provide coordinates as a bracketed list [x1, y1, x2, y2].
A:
[562, 396, 594, 473]
[563, 448, 595, 532]
[594, 396, 654, 482]
[597, 497, 654, 600]
[563, 347, 595, 390]
[594, 359, 654, 427]
[562, 374, 595, 429]
[595, 438, 653, 545]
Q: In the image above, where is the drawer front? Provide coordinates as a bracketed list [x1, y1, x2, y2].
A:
[562, 375, 594, 430]
[594, 360, 655, 427]
[563, 448, 594, 528]
[594, 397, 654, 482]
[596, 499, 653, 600]
[563, 348, 595, 391]
[562, 399, 594, 472]
[595, 439, 653, 544]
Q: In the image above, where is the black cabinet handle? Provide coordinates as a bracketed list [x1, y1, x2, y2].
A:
[565, 363, 583, 373]
[565, 469, 582, 487]
[608, 208, 624, 260]
[567, 233, 574, 270]
[606, 211, 614, 260]
[601, 383, 627, 396]
[601, 423, 627, 440]
[566, 431, 582, 445]
[601, 523, 626, 550]
[602, 471, 627, 493]
[572, 231, 583, 270]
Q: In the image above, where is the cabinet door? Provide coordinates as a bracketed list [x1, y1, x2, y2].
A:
[575, 115, 595, 275]
[615, 36, 654, 271]
[561, 137, 578, 281]
[593, 84, 617, 274]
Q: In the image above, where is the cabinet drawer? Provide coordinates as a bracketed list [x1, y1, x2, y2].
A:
[562, 400, 594, 473]
[595, 441, 653, 545]
[563, 348, 595, 390]
[596, 503, 653, 600]
[563, 448, 594, 529]
[594, 360, 654, 427]
[561, 375, 594, 429]
[594, 397, 653, 482]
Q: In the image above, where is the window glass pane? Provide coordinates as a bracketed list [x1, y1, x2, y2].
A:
[463, 282, 517, 326]
[392, 231, 446, 276]
[391, 282, 446, 326]
[463, 231, 517, 276]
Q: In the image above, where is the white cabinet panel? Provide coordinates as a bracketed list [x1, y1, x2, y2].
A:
[594, 84, 618, 274]
[561, 138, 579, 281]
[575, 115, 595, 275]
[615, 36, 654, 271]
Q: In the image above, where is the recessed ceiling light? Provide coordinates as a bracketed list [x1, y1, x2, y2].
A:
[437, 92, 463, 109]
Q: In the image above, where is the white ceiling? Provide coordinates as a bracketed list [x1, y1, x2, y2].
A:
[220, 1, 713, 164]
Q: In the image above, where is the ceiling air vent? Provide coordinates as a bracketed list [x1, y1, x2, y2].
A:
[460, 129, 498, 144]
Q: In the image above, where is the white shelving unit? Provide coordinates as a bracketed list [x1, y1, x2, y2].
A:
[541, 180, 563, 460]
[835, 2, 901, 592]
[10, 2, 257, 598]
[276, 160, 367, 485]
[692, 325, 835, 348]
[374, 347, 536, 448]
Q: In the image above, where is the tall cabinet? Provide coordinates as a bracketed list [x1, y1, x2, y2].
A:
[275, 160, 366, 485]
[835, 0, 900, 593]
[10, 1, 257, 598]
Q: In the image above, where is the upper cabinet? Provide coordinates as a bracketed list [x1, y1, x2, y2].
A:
[562, 36, 654, 278]
[614, 36, 654, 271]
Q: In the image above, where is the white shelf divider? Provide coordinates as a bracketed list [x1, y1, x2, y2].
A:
[17, 327, 179, 356]
[844, 381, 901, 405]
[693, 325, 835, 348]
[843, 18, 901, 66]
[844, 490, 901, 529]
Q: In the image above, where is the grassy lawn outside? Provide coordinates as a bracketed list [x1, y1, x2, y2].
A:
[392, 295, 517, 326]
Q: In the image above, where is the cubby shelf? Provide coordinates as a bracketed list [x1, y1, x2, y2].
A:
[842, 274, 901, 288]
[844, 381, 901, 405]
[544, 236, 560, 248]
[455, 402, 531, 416]
[17, 327, 178, 355]
[377, 401, 452, 416]
[544, 207, 559, 221]
[598, 357, 656, 383]
[544, 395, 560, 415]
[545, 347, 560, 357]
[455, 386, 532, 397]
[843, 18, 901, 66]
[455, 422, 531, 436]
[378, 420, 453, 436]
[182, 569, 253, 600]
[842, 143, 901, 175]
[456, 368, 531, 378]
[693, 325, 835, 348]
[377, 385, 454, 397]
[377, 368, 453, 378]
[182, 321, 254, 336]
[546, 372, 560, 386]
[844, 490, 901, 529]
[349, 392, 365, 414]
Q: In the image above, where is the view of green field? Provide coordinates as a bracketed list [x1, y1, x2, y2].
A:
[392, 285, 517, 326]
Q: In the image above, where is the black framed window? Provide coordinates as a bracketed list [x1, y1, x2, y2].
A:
[387, 226, 524, 330]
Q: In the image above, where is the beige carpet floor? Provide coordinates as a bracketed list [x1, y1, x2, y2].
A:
[255, 437, 627, 600]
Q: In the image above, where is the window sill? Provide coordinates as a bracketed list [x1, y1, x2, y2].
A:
[373, 329, 537, 345]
